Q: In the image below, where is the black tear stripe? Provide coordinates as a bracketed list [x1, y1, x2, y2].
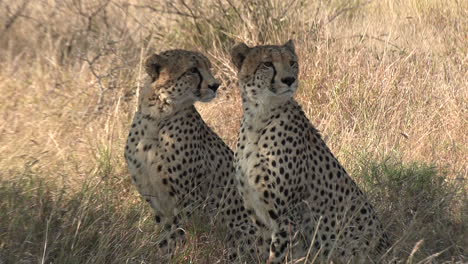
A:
[270, 65, 277, 85]
[253, 64, 277, 85]
[193, 68, 203, 92]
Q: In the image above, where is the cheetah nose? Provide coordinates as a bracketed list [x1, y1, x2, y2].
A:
[281, 77, 296, 86]
[208, 83, 220, 92]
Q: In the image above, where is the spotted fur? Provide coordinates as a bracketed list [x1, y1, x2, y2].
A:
[124, 50, 257, 261]
[231, 41, 389, 263]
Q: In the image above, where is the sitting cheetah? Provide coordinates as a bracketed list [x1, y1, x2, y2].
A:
[124, 50, 257, 260]
[231, 40, 389, 263]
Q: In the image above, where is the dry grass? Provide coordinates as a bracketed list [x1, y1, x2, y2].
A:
[0, 0, 466, 263]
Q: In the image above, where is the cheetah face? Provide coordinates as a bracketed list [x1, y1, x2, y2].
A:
[141, 50, 220, 115]
[230, 40, 299, 104]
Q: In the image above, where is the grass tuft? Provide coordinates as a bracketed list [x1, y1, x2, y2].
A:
[357, 158, 467, 263]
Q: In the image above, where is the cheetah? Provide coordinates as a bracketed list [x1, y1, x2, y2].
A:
[230, 40, 389, 263]
[124, 50, 258, 260]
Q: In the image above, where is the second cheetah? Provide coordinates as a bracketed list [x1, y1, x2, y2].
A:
[124, 49, 258, 261]
[231, 40, 389, 263]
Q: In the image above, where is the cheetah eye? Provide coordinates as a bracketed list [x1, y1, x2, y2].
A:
[189, 67, 199, 73]
[262, 62, 274, 68]
[290, 61, 297, 67]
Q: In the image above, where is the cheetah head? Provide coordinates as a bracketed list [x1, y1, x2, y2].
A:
[230, 40, 298, 105]
[141, 50, 220, 116]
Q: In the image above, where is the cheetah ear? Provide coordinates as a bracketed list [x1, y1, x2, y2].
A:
[230, 42, 250, 70]
[145, 53, 163, 81]
[284, 39, 296, 53]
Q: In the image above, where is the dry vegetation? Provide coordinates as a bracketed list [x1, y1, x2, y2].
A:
[0, 0, 467, 263]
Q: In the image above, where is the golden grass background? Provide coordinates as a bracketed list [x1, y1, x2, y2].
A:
[0, 0, 466, 263]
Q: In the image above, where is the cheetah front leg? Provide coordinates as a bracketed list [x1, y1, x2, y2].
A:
[245, 207, 273, 262]
[216, 189, 263, 262]
[239, 185, 292, 262]
[267, 216, 295, 264]
[248, 202, 298, 263]
[147, 197, 186, 258]
[158, 214, 187, 256]
[225, 224, 257, 263]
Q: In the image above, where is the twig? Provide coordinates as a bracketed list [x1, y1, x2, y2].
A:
[130, 3, 195, 18]
[327, 0, 373, 24]
[179, 0, 203, 35]
[2, 0, 31, 34]
[349, 33, 406, 52]
[79, 52, 112, 112]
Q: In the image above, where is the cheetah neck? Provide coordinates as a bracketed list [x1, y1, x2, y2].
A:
[133, 105, 200, 139]
[139, 97, 179, 121]
[240, 90, 296, 125]
[239, 91, 299, 154]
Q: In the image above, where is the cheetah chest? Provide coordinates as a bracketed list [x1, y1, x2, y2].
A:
[125, 116, 166, 197]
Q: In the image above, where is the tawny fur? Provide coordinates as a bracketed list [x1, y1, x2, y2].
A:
[231, 41, 389, 264]
[124, 50, 258, 261]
